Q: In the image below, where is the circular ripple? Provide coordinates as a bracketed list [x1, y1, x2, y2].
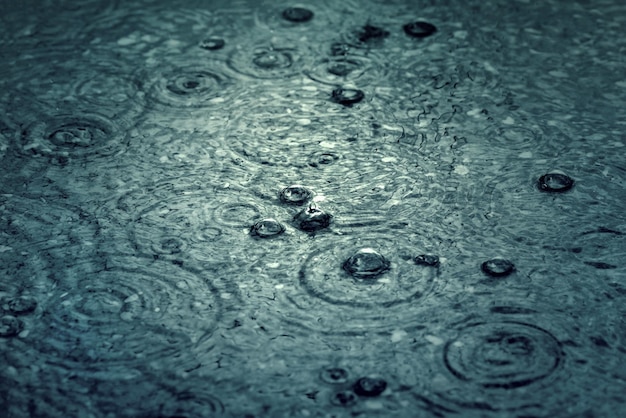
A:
[17, 111, 131, 164]
[228, 41, 306, 79]
[111, 179, 269, 262]
[278, 232, 444, 335]
[25, 256, 222, 379]
[0, 193, 99, 252]
[144, 63, 234, 110]
[443, 321, 563, 390]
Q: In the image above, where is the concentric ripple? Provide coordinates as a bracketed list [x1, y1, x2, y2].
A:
[443, 321, 562, 390]
[143, 63, 235, 110]
[277, 232, 445, 335]
[228, 40, 307, 79]
[24, 256, 222, 379]
[111, 179, 273, 262]
[17, 110, 131, 164]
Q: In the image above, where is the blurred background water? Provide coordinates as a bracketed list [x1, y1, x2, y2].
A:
[1, 0, 625, 416]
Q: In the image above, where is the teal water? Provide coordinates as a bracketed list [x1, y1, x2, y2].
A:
[1, 0, 625, 416]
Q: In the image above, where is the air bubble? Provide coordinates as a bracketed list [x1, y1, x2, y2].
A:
[481, 258, 515, 277]
[403, 21, 437, 38]
[343, 248, 390, 279]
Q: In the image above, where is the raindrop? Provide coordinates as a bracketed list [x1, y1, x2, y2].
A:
[281, 7, 314, 23]
[356, 24, 389, 43]
[330, 390, 358, 407]
[320, 367, 350, 384]
[481, 258, 515, 277]
[403, 21, 437, 38]
[279, 185, 312, 205]
[199, 36, 225, 50]
[414, 254, 440, 267]
[353, 376, 387, 397]
[252, 49, 293, 70]
[331, 87, 364, 106]
[343, 248, 390, 279]
[250, 218, 285, 238]
[0, 315, 24, 338]
[537, 173, 574, 193]
[293, 206, 332, 232]
[7, 296, 38, 315]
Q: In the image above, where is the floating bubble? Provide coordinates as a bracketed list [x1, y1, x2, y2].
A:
[331, 87, 364, 106]
[282, 7, 314, 23]
[279, 185, 312, 206]
[537, 173, 575, 193]
[293, 206, 332, 232]
[250, 218, 285, 238]
[403, 21, 437, 38]
[356, 24, 389, 43]
[199, 36, 225, 50]
[414, 254, 440, 267]
[343, 248, 390, 279]
[320, 367, 350, 384]
[6, 296, 38, 315]
[229, 43, 304, 79]
[353, 376, 387, 397]
[481, 258, 515, 277]
[0, 315, 24, 338]
[330, 390, 358, 407]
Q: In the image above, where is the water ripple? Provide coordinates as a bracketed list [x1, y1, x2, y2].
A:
[10, 256, 222, 380]
[275, 230, 447, 335]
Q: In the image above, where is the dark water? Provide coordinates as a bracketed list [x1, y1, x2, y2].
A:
[1, 0, 625, 416]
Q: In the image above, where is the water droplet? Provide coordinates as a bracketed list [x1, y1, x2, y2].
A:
[481, 258, 515, 277]
[356, 24, 389, 43]
[199, 36, 225, 50]
[330, 390, 358, 407]
[537, 173, 574, 193]
[403, 21, 437, 38]
[343, 248, 390, 279]
[0, 315, 24, 338]
[331, 87, 364, 106]
[320, 367, 350, 384]
[293, 206, 332, 232]
[414, 254, 440, 267]
[281, 7, 314, 23]
[353, 376, 387, 397]
[252, 49, 293, 70]
[250, 218, 285, 238]
[279, 185, 312, 205]
[7, 296, 38, 315]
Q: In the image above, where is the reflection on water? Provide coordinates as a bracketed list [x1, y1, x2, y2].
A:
[1, 0, 626, 416]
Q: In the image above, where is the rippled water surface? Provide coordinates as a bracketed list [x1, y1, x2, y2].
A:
[1, 0, 625, 416]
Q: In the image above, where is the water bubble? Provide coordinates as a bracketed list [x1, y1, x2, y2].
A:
[293, 206, 332, 232]
[537, 173, 574, 193]
[330, 390, 358, 407]
[320, 367, 350, 384]
[353, 376, 387, 397]
[343, 248, 390, 279]
[403, 21, 437, 38]
[356, 24, 389, 43]
[279, 185, 312, 205]
[281, 7, 314, 23]
[414, 254, 440, 267]
[252, 49, 293, 70]
[481, 258, 515, 277]
[331, 87, 364, 106]
[199, 36, 225, 50]
[250, 218, 285, 238]
[0, 315, 24, 338]
[7, 296, 38, 315]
